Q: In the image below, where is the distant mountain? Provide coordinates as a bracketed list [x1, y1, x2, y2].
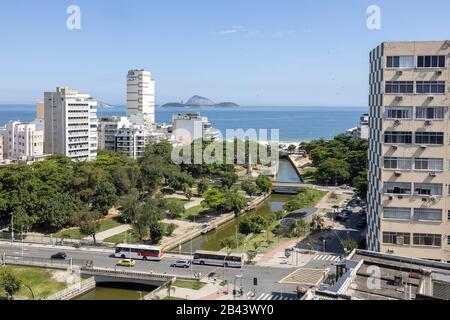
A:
[161, 95, 240, 108]
[185, 95, 216, 107]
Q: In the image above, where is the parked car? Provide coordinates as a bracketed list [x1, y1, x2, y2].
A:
[336, 213, 349, 222]
[341, 185, 350, 190]
[171, 260, 191, 268]
[117, 259, 136, 267]
[51, 252, 67, 260]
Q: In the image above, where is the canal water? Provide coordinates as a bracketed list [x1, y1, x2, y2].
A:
[180, 158, 301, 252]
[74, 283, 157, 300]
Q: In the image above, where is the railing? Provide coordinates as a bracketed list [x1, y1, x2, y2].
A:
[0, 232, 116, 248]
[1, 254, 93, 270]
[82, 266, 195, 282]
[46, 277, 96, 300]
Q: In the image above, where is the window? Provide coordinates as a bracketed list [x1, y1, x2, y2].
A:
[415, 158, 444, 171]
[384, 182, 411, 195]
[383, 232, 410, 245]
[383, 208, 410, 220]
[417, 55, 445, 68]
[448, 236, 450, 246]
[416, 107, 445, 119]
[413, 208, 442, 222]
[385, 81, 414, 94]
[416, 81, 445, 94]
[448, 210, 450, 221]
[384, 131, 412, 144]
[387, 56, 414, 68]
[415, 132, 444, 145]
[385, 107, 413, 119]
[414, 183, 442, 196]
[413, 233, 441, 247]
[384, 157, 412, 170]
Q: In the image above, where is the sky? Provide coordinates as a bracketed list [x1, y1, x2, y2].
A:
[1, 0, 450, 106]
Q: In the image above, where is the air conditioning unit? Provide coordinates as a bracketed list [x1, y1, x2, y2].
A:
[396, 237, 404, 245]
[422, 197, 428, 202]
[425, 120, 433, 126]
[435, 70, 442, 76]
[429, 172, 437, 177]
[391, 145, 398, 150]
[394, 119, 402, 126]
[420, 145, 427, 149]
[396, 70, 403, 76]
[430, 195, 439, 202]
[398, 195, 403, 199]
[395, 96, 403, 101]
[394, 171, 402, 177]
[427, 96, 434, 100]
[388, 195, 394, 200]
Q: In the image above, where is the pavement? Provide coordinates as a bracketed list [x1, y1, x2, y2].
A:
[85, 224, 132, 241]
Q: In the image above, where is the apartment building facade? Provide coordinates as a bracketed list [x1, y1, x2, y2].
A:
[126, 69, 155, 127]
[5, 121, 44, 161]
[115, 127, 149, 159]
[172, 113, 219, 144]
[368, 41, 450, 262]
[44, 87, 98, 161]
[97, 116, 131, 151]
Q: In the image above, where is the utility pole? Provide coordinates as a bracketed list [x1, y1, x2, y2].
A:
[10, 212, 14, 242]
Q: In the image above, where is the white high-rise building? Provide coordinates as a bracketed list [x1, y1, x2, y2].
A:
[98, 116, 131, 151]
[44, 87, 98, 161]
[5, 121, 44, 161]
[127, 69, 155, 126]
[172, 113, 219, 144]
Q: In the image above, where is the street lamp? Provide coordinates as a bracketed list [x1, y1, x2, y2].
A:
[21, 226, 24, 262]
[9, 212, 14, 242]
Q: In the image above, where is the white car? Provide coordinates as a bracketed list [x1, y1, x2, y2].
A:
[171, 260, 192, 268]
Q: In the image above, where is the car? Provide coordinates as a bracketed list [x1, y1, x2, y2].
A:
[51, 252, 67, 260]
[344, 206, 353, 212]
[171, 260, 191, 268]
[117, 259, 136, 267]
[341, 184, 350, 190]
[336, 214, 349, 222]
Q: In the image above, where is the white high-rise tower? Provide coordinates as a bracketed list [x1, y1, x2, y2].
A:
[126, 69, 155, 126]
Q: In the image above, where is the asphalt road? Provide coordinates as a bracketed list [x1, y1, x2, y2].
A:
[0, 242, 299, 299]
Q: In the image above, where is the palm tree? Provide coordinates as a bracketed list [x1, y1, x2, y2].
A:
[311, 214, 324, 231]
[296, 219, 308, 237]
[164, 279, 176, 300]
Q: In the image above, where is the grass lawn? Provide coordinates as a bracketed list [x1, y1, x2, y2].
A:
[173, 280, 207, 290]
[299, 167, 317, 184]
[180, 205, 210, 221]
[104, 231, 140, 244]
[0, 266, 67, 300]
[53, 218, 122, 239]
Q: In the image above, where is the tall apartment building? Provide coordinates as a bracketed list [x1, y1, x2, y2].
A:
[368, 41, 450, 262]
[5, 121, 44, 161]
[97, 116, 131, 151]
[44, 87, 98, 161]
[115, 127, 149, 159]
[36, 100, 45, 119]
[127, 69, 155, 127]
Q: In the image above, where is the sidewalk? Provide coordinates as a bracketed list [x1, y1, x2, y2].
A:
[84, 224, 131, 241]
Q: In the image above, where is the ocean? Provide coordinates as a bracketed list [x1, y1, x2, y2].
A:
[0, 105, 367, 142]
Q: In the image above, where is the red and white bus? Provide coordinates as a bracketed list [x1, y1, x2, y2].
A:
[114, 244, 163, 261]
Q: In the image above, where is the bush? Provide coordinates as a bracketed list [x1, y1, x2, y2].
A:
[165, 223, 177, 237]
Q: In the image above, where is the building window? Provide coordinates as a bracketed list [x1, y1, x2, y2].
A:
[417, 56, 446, 68]
[413, 233, 441, 247]
[415, 132, 444, 145]
[385, 81, 414, 94]
[385, 107, 413, 119]
[416, 107, 445, 119]
[414, 158, 444, 171]
[448, 236, 450, 246]
[413, 208, 442, 222]
[384, 131, 412, 144]
[414, 183, 442, 196]
[384, 182, 411, 195]
[383, 232, 411, 245]
[383, 207, 410, 220]
[386, 56, 414, 68]
[416, 81, 445, 94]
[384, 157, 412, 170]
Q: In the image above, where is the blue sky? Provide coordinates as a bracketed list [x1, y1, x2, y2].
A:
[1, 0, 450, 106]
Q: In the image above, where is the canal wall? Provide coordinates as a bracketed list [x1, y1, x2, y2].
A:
[46, 277, 96, 300]
[285, 154, 305, 182]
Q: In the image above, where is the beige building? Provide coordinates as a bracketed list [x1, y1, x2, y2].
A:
[368, 41, 450, 263]
[127, 69, 155, 127]
[5, 121, 44, 161]
[36, 100, 45, 119]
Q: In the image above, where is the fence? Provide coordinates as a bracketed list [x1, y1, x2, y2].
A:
[46, 277, 96, 300]
[1, 254, 93, 270]
[0, 232, 115, 248]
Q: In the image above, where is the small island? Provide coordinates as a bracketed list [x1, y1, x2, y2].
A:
[162, 95, 239, 108]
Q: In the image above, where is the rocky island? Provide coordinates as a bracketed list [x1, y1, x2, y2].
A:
[162, 95, 239, 108]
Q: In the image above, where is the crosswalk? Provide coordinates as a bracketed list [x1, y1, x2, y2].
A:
[247, 292, 297, 301]
[312, 254, 341, 262]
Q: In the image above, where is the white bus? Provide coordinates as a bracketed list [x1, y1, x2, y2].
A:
[114, 244, 163, 261]
[192, 250, 244, 268]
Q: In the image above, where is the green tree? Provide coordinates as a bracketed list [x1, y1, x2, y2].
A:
[163, 279, 176, 300]
[92, 179, 118, 215]
[353, 170, 368, 200]
[220, 172, 238, 189]
[342, 239, 359, 252]
[197, 178, 209, 195]
[183, 184, 193, 201]
[0, 269, 21, 300]
[287, 144, 297, 153]
[201, 189, 225, 213]
[223, 190, 247, 215]
[256, 176, 272, 193]
[163, 199, 185, 219]
[165, 223, 177, 237]
[71, 211, 102, 244]
[241, 181, 260, 196]
[314, 158, 350, 185]
[149, 223, 164, 244]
